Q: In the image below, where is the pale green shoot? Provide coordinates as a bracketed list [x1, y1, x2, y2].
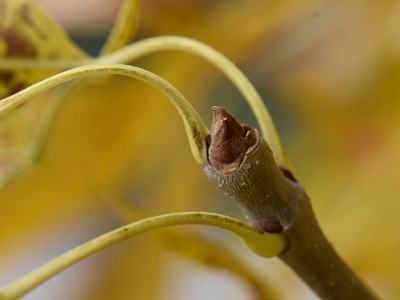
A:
[98, 36, 294, 171]
[0, 212, 286, 300]
[1, 36, 294, 170]
[0, 64, 210, 166]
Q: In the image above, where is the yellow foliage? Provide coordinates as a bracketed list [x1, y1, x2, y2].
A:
[1, 0, 400, 299]
[0, 0, 86, 98]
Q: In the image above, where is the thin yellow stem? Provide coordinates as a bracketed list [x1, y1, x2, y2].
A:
[0, 212, 286, 300]
[1, 36, 292, 170]
[98, 36, 293, 171]
[99, 0, 142, 55]
[0, 64, 209, 165]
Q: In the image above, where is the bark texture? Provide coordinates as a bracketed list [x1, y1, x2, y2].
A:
[279, 192, 378, 299]
[203, 107, 378, 299]
[204, 136, 302, 228]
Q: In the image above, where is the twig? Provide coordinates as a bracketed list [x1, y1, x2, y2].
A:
[0, 64, 209, 165]
[0, 212, 285, 300]
[203, 107, 379, 299]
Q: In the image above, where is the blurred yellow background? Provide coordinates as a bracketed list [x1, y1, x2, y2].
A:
[1, 0, 400, 299]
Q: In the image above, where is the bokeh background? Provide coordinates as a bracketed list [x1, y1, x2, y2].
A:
[1, 0, 400, 299]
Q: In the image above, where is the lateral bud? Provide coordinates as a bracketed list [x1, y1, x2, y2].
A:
[253, 218, 284, 233]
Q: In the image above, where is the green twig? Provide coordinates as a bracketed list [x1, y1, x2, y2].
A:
[0, 212, 286, 300]
[98, 36, 293, 171]
[0, 64, 209, 165]
[1, 36, 293, 170]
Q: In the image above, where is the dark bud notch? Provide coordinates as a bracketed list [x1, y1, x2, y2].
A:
[279, 166, 297, 182]
[253, 218, 284, 233]
[208, 106, 259, 174]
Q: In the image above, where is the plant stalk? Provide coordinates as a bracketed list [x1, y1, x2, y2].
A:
[203, 107, 378, 299]
[278, 191, 378, 299]
[0, 212, 285, 300]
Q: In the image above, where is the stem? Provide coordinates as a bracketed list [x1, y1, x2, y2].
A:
[279, 193, 378, 300]
[95, 193, 279, 300]
[0, 64, 209, 165]
[203, 107, 379, 299]
[204, 107, 301, 228]
[2, 36, 291, 170]
[99, 0, 142, 55]
[98, 36, 293, 171]
[0, 212, 286, 300]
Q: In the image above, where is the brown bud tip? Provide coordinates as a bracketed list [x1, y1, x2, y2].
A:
[208, 106, 258, 174]
[253, 218, 284, 233]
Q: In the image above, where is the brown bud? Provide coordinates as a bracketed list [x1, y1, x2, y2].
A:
[253, 218, 284, 233]
[208, 106, 259, 174]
